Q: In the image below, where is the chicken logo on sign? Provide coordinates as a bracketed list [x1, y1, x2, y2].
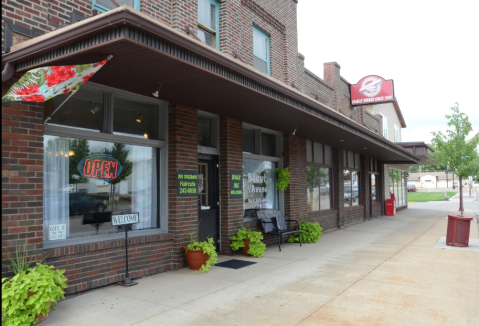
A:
[359, 76, 383, 98]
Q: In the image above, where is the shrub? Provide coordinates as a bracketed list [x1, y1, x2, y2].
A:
[230, 228, 266, 257]
[287, 221, 323, 243]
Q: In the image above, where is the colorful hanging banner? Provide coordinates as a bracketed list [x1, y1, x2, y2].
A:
[2, 57, 110, 103]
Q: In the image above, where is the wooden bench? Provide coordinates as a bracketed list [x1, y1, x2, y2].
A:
[256, 209, 301, 251]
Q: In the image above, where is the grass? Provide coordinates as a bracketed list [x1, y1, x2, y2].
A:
[408, 192, 458, 202]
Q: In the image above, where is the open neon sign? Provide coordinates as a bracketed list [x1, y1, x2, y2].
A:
[77, 154, 123, 182]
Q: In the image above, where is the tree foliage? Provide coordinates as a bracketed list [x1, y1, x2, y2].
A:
[430, 103, 479, 179]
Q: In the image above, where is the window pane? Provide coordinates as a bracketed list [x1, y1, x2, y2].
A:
[307, 166, 319, 212]
[197, 28, 215, 48]
[198, 116, 212, 147]
[45, 87, 104, 132]
[253, 56, 268, 74]
[43, 135, 159, 242]
[113, 96, 159, 140]
[320, 167, 331, 210]
[243, 159, 277, 212]
[306, 139, 312, 162]
[198, 0, 216, 31]
[348, 151, 354, 168]
[324, 145, 332, 165]
[253, 29, 267, 60]
[352, 171, 360, 206]
[355, 153, 360, 169]
[261, 133, 276, 157]
[96, 0, 134, 10]
[314, 142, 323, 164]
[242, 129, 255, 153]
[371, 174, 377, 202]
[344, 170, 351, 207]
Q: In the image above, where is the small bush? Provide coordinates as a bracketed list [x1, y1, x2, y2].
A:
[287, 221, 323, 243]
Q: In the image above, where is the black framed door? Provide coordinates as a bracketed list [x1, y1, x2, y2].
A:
[198, 155, 219, 251]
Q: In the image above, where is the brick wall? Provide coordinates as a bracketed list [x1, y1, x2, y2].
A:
[168, 104, 199, 269]
[283, 134, 307, 219]
[2, 96, 45, 275]
[219, 116, 243, 255]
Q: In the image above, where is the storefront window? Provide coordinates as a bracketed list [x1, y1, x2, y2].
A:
[43, 136, 159, 242]
[307, 167, 331, 211]
[344, 170, 360, 207]
[113, 96, 159, 140]
[243, 159, 278, 213]
[371, 174, 378, 202]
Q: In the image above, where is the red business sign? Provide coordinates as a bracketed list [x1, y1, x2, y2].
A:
[350, 75, 394, 106]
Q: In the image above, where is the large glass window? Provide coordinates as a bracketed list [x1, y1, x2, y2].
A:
[307, 167, 331, 211]
[93, 0, 139, 12]
[197, 0, 219, 49]
[43, 136, 159, 242]
[306, 140, 333, 211]
[389, 168, 407, 207]
[253, 27, 270, 75]
[243, 159, 278, 212]
[43, 84, 166, 246]
[344, 151, 361, 207]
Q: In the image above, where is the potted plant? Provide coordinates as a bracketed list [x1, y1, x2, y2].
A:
[287, 220, 323, 244]
[275, 167, 291, 190]
[230, 228, 266, 257]
[184, 233, 218, 273]
[2, 263, 68, 325]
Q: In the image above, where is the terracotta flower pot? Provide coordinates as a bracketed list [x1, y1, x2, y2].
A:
[242, 238, 253, 256]
[28, 291, 51, 325]
[185, 249, 209, 270]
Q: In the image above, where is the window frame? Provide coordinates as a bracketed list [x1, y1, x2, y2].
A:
[43, 82, 169, 249]
[379, 113, 388, 139]
[343, 151, 362, 207]
[394, 124, 400, 142]
[197, 110, 219, 155]
[93, 0, 140, 13]
[197, 0, 220, 49]
[252, 26, 270, 75]
[306, 140, 335, 212]
[242, 123, 282, 159]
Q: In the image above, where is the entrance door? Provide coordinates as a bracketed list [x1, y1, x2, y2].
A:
[198, 156, 219, 250]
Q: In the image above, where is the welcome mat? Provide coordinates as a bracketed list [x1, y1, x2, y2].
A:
[215, 259, 257, 269]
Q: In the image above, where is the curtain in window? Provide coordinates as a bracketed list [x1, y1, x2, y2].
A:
[43, 136, 70, 240]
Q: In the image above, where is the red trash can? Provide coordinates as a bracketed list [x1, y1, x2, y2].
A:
[446, 215, 472, 247]
[385, 199, 395, 216]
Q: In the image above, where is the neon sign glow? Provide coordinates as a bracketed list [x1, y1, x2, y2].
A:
[77, 154, 123, 182]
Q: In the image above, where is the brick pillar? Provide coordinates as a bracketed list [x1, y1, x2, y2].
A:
[323, 62, 341, 111]
[168, 105, 198, 270]
[336, 148, 345, 228]
[283, 134, 307, 219]
[2, 101, 45, 277]
[219, 117, 243, 255]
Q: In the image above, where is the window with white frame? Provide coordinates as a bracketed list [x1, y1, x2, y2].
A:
[380, 113, 388, 139]
[93, 0, 139, 12]
[394, 124, 400, 142]
[253, 26, 270, 75]
[43, 84, 167, 247]
[197, 0, 219, 49]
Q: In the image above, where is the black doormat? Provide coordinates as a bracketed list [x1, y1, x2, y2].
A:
[215, 259, 257, 269]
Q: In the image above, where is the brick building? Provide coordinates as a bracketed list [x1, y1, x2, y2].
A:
[2, 1, 422, 294]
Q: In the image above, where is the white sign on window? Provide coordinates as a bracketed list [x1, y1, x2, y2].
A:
[49, 224, 66, 240]
[112, 213, 140, 226]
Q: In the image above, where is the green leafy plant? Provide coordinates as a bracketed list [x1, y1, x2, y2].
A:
[185, 238, 218, 273]
[230, 228, 266, 257]
[287, 220, 323, 243]
[275, 167, 291, 190]
[2, 263, 68, 326]
[2, 239, 46, 275]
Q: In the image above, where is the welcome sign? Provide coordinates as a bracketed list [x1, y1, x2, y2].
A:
[77, 154, 123, 182]
[112, 213, 140, 226]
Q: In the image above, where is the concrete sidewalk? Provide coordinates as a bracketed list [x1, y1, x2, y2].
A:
[44, 199, 479, 326]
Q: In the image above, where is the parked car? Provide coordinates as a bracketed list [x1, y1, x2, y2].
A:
[344, 187, 359, 202]
[407, 184, 417, 192]
[69, 193, 107, 215]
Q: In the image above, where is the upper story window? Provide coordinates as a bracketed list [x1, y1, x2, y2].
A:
[253, 26, 270, 75]
[93, 0, 140, 12]
[380, 113, 388, 139]
[197, 0, 219, 49]
[394, 124, 400, 142]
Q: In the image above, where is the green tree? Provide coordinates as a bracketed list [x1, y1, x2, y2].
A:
[102, 143, 133, 209]
[430, 103, 479, 215]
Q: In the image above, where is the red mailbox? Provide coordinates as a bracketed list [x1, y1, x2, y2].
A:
[446, 215, 472, 247]
[385, 199, 396, 216]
